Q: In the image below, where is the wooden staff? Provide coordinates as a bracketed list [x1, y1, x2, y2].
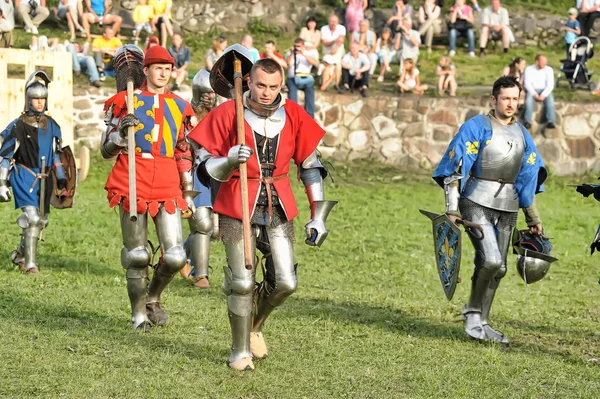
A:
[126, 80, 137, 222]
[233, 57, 253, 270]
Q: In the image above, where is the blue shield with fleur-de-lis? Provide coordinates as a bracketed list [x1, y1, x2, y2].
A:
[420, 210, 462, 300]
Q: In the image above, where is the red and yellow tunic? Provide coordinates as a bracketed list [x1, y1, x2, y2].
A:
[103, 88, 194, 216]
[187, 100, 325, 222]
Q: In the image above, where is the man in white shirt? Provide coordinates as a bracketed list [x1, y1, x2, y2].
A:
[523, 54, 556, 129]
[321, 14, 346, 90]
[577, 0, 600, 38]
[341, 42, 371, 97]
[394, 16, 421, 74]
[479, 0, 513, 57]
[0, 0, 14, 48]
[353, 19, 378, 75]
[285, 38, 320, 117]
[15, 0, 49, 35]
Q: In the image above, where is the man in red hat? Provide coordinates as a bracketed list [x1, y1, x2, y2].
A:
[101, 45, 196, 331]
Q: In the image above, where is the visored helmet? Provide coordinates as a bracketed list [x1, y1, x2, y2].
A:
[24, 70, 51, 115]
[113, 44, 145, 92]
[512, 229, 558, 284]
[209, 43, 254, 99]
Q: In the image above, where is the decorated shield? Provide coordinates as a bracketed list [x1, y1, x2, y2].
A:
[50, 145, 77, 209]
[420, 210, 462, 300]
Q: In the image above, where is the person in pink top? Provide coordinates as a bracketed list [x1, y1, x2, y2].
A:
[344, 0, 367, 34]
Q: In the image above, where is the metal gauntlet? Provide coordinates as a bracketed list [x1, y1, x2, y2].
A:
[443, 175, 461, 216]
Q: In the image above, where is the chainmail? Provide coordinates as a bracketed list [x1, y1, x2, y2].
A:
[115, 64, 145, 92]
[459, 198, 518, 230]
[220, 214, 295, 245]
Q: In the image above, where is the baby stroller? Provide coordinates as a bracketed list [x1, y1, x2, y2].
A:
[557, 36, 595, 91]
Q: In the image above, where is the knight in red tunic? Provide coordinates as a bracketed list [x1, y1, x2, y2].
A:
[187, 58, 336, 371]
[101, 45, 195, 330]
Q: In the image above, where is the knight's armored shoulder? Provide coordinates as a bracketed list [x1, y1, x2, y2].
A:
[301, 150, 328, 179]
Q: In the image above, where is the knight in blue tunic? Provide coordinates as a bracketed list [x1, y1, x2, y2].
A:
[432, 76, 548, 344]
[0, 71, 68, 274]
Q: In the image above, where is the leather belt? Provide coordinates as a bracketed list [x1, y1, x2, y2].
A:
[16, 163, 49, 193]
[234, 174, 287, 220]
[472, 175, 515, 198]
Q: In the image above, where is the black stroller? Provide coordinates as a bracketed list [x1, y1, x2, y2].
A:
[556, 36, 596, 91]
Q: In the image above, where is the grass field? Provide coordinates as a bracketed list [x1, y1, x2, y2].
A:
[0, 155, 599, 398]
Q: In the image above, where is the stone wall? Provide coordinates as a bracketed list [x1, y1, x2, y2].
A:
[73, 87, 600, 176]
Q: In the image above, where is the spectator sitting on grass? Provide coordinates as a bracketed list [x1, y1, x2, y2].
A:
[448, 0, 475, 57]
[82, 0, 122, 43]
[353, 19, 378, 76]
[67, 41, 101, 88]
[150, 0, 174, 48]
[285, 38, 319, 117]
[133, 0, 154, 46]
[563, 8, 581, 58]
[168, 33, 190, 92]
[503, 56, 526, 105]
[300, 16, 321, 54]
[418, 0, 442, 55]
[319, 54, 337, 91]
[321, 14, 347, 90]
[204, 34, 227, 71]
[387, 0, 413, 33]
[479, 0, 513, 57]
[436, 55, 457, 97]
[92, 25, 122, 80]
[523, 54, 556, 130]
[394, 15, 420, 74]
[577, 0, 600, 38]
[397, 58, 428, 95]
[260, 40, 288, 69]
[0, 0, 15, 48]
[340, 41, 371, 97]
[376, 27, 396, 82]
[29, 35, 67, 51]
[16, 0, 49, 35]
[58, 0, 85, 42]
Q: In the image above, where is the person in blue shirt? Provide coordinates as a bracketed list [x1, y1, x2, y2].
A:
[0, 71, 68, 274]
[81, 0, 123, 42]
[563, 8, 582, 58]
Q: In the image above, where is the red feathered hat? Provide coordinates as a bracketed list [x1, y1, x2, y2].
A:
[144, 45, 175, 67]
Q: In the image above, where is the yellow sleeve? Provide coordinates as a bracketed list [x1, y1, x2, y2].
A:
[133, 6, 141, 23]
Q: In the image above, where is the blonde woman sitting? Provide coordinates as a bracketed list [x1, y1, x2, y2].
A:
[397, 58, 428, 95]
[436, 55, 457, 96]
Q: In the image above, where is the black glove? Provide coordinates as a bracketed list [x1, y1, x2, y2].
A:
[575, 184, 600, 201]
[119, 114, 140, 138]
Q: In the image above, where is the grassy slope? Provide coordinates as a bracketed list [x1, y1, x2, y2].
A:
[0, 156, 599, 398]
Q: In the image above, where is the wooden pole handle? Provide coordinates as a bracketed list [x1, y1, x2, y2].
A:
[126, 80, 137, 222]
[233, 58, 253, 270]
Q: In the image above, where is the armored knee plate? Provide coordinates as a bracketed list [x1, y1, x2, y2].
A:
[157, 246, 187, 276]
[222, 265, 255, 317]
[473, 249, 503, 281]
[121, 246, 151, 277]
[17, 206, 44, 229]
[189, 207, 213, 235]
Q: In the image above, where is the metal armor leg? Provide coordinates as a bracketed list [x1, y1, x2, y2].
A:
[222, 233, 257, 366]
[462, 222, 504, 341]
[187, 206, 213, 279]
[119, 206, 151, 328]
[480, 222, 513, 343]
[15, 206, 44, 273]
[252, 224, 296, 333]
[147, 208, 186, 304]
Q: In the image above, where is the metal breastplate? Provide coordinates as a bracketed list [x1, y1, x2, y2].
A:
[463, 118, 525, 212]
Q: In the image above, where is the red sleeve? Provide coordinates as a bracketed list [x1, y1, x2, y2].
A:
[187, 101, 236, 157]
[104, 91, 127, 114]
[288, 102, 325, 165]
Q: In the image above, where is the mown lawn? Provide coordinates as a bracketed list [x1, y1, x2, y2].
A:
[0, 155, 598, 398]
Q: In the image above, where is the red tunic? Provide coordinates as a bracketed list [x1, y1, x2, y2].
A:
[104, 88, 194, 217]
[187, 100, 325, 222]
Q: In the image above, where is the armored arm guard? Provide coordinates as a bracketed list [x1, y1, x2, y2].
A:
[522, 198, 541, 226]
[444, 175, 461, 217]
[52, 138, 68, 191]
[100, 104, 127, 159]
[0, 158, 12, 202]
[194, 143, 253, 183]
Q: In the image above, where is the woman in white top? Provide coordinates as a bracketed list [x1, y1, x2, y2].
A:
[418, 0, 442, 54]
[300, 16, 321, 53]
[376, 27, 396, 82]
[397, 58, 428, 94]
[58, 0, 85, 42]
